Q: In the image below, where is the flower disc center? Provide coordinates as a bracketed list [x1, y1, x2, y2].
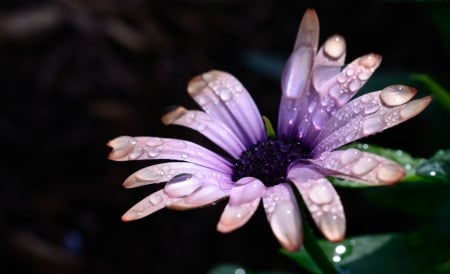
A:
[231, 139, 310, 186]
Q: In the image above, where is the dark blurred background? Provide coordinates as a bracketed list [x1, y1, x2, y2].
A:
[1, 0, 449, 273]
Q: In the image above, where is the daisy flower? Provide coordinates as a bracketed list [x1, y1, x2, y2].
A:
[108, 9, 431, 251]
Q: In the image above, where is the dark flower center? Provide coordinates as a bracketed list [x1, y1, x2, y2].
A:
[231, 138, 310, 186]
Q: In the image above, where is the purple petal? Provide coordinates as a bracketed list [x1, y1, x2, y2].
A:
[121, 189, 178, 221]
[123, 162, 231, 188]
[108, 136, 232, 173]
[217, 198, 260, 233]
[168, 184, 229, 210]
[162, 106, 246, 158]
[262, 184, 302, 251]
[278, 9, 319, 138]
[288, 165, 346, 242]
[228, 177, 265, 206]
[312, 89, 432, 157]
[314, 149, 406, 185]
[187, 70, 266, 146]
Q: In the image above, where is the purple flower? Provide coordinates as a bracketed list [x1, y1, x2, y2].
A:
[108, 9, 431, 251]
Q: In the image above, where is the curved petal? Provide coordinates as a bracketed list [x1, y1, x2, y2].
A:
[187, 70, 265, 146]
[217, 198, 260, 233]
[312, 88, 432, 157]
[162, 106, 246, 158]
[300, 53, 382, 144]
[228, 177, 266, 206]
[288, 165, 345, 242]
[168, 183, 229, 210]
[121, 190, 179, 221]
[108, 136, 232, 173]
[123, 162, 231, 188]
[278, 9, 319, 138]
[262, 184, 302, 251]
[314, 149, 406, 185]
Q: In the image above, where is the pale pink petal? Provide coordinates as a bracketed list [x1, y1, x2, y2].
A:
[121, 190, 179, 222]
[162, 106, 246, 158]
[262, 184, 302, 251]
[187, 70, 265, 146]
[217, 198, 260, 233]
[168, 183, 229, 210]
[288, 166, 346, 242]
[228, 177, 266, 206]
[278, 9, 319, 137]
[314, 149, 406, 185]
[312, 90, 432, 157]
[108, 136, 232, 173]
[123, 162, 230, 188]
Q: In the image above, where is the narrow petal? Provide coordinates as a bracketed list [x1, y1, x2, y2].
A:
[262, 184, 302, 251]
[123, 162, 230, 188]
[217, 198, 260, 233]
[108, 136, 232, 173]
[168, 183, 229, 210]
[187, 70, 265, 145]
[278, 9, 319, 138]
[162, 106, 246, 158]
[300, 53, 382, 144]
[312, 90, 432, 157]
[288, 166, 346, 242]
[314, 149, 406, 185]
[121, 190, 178, 221]
[228, 177, 266, 206]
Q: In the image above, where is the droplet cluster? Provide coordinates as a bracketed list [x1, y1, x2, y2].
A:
[232, 139, 310, 186]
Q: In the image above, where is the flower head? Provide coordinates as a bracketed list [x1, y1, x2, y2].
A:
[108, 9, 431, 251]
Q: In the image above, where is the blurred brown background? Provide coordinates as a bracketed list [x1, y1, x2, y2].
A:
[1, 0, 449, 273]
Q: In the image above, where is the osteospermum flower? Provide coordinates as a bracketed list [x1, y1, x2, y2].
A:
[108, 9, 431, 251]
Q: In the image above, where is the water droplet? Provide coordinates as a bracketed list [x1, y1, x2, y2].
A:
[348, 79, 361, 92]
[377, 164, 404, 183]
[336, 74, 346, 84]
[351, 157, 378, 175]
[345, 68, 354, 77]
[148, 145, 162, 157]
[129, 147, 143, 160]
[308, 184, 335, 205]
[146, 137, 163, 147]
[320, 96, 331, 107]
[219, 89, 232, 101]
[430, 171, 436, 176]
[380, 85, 416, 106]
[324, 35, 346, 60]
[332, 255, 341, 263]
[136, 168, 161, 182]
[181, 152, 189, 159]
[308, 101, 317, 114]
[363, 116, 385, 135]
[363, 102, 380, 114]
[164, 173, 201, 198]
[319, 212, 345, 242]
[340, 149, 361, 165]
[329, 85, 342, 100]
[335, 244, 346, 254]
[108, 136, 137, 159]
[359, 53, 379, 68]
[312, 109, 329, 129]
[358, 71, 370, 81]
[184, 112, 196, 124]
[149, 193, 163, 205]
[286, 108, 298, 125]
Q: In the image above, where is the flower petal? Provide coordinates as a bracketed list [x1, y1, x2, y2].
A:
[300, 53, 382, 144]
[217, 198, 260, 233]
[314, 149, 406, 185]
[288, 166, 345, 242]
[123, 162, 230, 188]
[168, 183, 229, 210]
[162, 106, 246, 158]
[312, 89, 432, 157]
[278, 9, 319, 138]
[228, 177, 266, 206]
[187, 70, 265, 146]
[108, 136, 232, 173]
[262, 184, 302, 251]
[121, 190, 178, 221]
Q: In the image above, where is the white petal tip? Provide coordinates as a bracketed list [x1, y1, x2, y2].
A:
[399, 96, 432, 120]
[161, 106, 186, 125]
[107, 136, 136, 160]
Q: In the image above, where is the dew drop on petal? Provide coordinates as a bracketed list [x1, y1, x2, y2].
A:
[380, 85, 416, 107]
[323, 35, 346, 60]
[358, 71, 370, 81]
[312, 109, 329, 129]
[377, 163, 404, 183]
[146, 137, 163, 147]
[196, 123, 207, 131]
[164, 173, 202, 198]
[319, 212, 345, 242]
[148, 146, 162, 158]
[181, 152, 189, 159]
[358, 53, 379, 69]
[362, 116, 385, 135]
[184, 112, 196, 124]
[363, 102, 380, 114]
[308, 184, 335, 205]
[128, 147, 143, 160]
[149, 192, 164, 205]
[135, 168, 161, 182]
[108, 136, 137, 159]
[219, 89, 232, 101]
[348, 79, 361, 92]
[351, 157, 378, 175]
[340, 149, 362, 165]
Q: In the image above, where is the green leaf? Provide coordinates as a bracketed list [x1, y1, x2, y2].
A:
[263, 115, 276, 139]
[284, 229, 450, 274]
[280, 247, 321, 274]
[416, 149, 450, 182]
